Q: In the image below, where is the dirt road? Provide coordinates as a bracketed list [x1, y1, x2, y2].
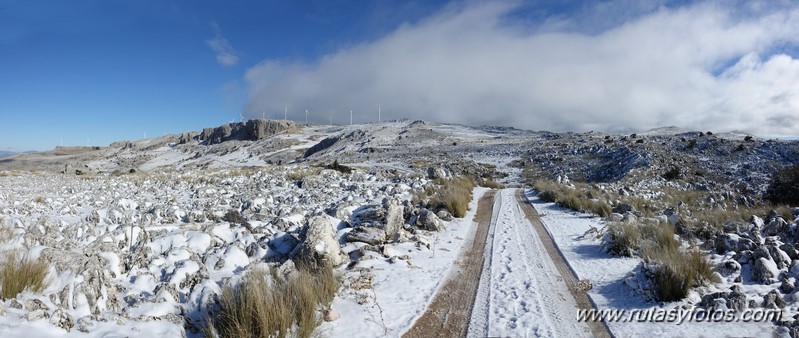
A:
[405, 188, 612, 337]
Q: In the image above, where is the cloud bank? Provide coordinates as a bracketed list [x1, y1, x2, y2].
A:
[207, 22, 239, 67]
[244, 2, 799, 135]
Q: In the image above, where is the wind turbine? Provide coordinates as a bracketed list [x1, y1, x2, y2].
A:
[262, 110, 265, 120]
[329, 111, 333, 125]
[305, 109, 309, 125]
[350, 110, 353, 126]
[378, 104, 381, 123]
[239, 112, 244, 122]
[284, 106, 288, 121]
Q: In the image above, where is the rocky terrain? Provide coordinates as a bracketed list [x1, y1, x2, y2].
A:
[1, 119, 799, 337]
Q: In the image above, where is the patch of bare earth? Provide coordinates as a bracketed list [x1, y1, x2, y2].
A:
[402, 190, 496, 338]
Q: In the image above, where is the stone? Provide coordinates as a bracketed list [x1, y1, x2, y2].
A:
[436, 209, 454, 222]
[752, 257, 779, 284]
[763, 290, 787, 309]
[427, 167, 448, 179]
[576, 279, 593, 292]
[417, 209, 445, 231]
[612, 204, 634, 214]
[25, 309, 48, 321]
[324, 310, 340, 322]
[49, 308, 74, 332]
[345, 227, 387, 245]
[24, 299, 49, 312]
[781, 279, 795, 294]
[298, 216, 345, 267]
[384, 200, 405, 241]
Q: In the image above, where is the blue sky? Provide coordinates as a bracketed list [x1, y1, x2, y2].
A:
[2, 1, 799, 151]
[0, 0, 451, 150]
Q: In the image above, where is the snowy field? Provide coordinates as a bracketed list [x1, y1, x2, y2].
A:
[527, 191, 778, 337]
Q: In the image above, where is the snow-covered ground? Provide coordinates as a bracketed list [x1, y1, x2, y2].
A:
[526, 190, 777, 337]
[470, 189, 590, 337]
[321, 188, 489, 337]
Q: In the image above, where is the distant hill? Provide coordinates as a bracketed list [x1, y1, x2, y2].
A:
[0, 151, 17, 158]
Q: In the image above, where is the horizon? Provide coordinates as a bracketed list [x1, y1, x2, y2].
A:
[2, 118, 797, 154]
[3, 1, 799, 151]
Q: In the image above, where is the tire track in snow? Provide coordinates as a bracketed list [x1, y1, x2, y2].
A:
[470, 189, 592, 337]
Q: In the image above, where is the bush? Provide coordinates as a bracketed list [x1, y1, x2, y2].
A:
[327, 159, 352, 174]
[765, 164, 799, 206]
[429, 176, 474, 218]
[663, 167, 682, 181]
[0, 251, 50, 300]
[642, 248, 718, 302]
[206, 263, 339, 338]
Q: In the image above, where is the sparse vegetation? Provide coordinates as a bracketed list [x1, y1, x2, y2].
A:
[206, 262, 339, 338]
[533, 180, 611, 217]
[34, 196, 45, 204]
[0, 251, 50, 300]
[287, 167, 322, 181]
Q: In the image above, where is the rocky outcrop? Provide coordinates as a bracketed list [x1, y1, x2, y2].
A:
[199, 119, 298, 145]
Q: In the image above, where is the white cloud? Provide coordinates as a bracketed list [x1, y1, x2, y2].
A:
[244, 2, 799, 136]
[206, 21, 239, 67]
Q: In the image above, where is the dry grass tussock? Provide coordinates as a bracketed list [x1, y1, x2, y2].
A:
[428, 176, 475, 218]
[604, 221, 678, 257]
[603, 219, 717, 302]
[206, 263, 339, 338]
[642, 247, 718, 302]
[0, 251, 50, 300]
[533, 180, 612, 217]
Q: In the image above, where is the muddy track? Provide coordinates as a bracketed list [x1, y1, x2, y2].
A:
[515, 189, 613, 338]
[402, 190, 496, 338]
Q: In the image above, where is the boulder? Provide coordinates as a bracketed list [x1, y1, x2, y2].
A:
[612, 204, 634, 214]
[699, 289, 748, 312]
[384, 200, 405, 241]
[49, 308, 74, 332]
[436, 209, 454, 221]
[752, 257, 779, 284]
[297, 216, 344, 267]
[427, 167, 448, 179]
[345, 227, 387, 245]
[417, 209, 445, 231]
[762, 289, 787, 309]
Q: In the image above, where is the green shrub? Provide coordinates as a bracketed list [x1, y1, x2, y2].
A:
[765, 164, 799, 206]
[327, 159, 352, 174]
[0, 252, 50, 300]
[663, 167, 682, 181]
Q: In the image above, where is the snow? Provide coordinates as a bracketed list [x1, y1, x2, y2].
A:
[526, 190, 776, 337]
